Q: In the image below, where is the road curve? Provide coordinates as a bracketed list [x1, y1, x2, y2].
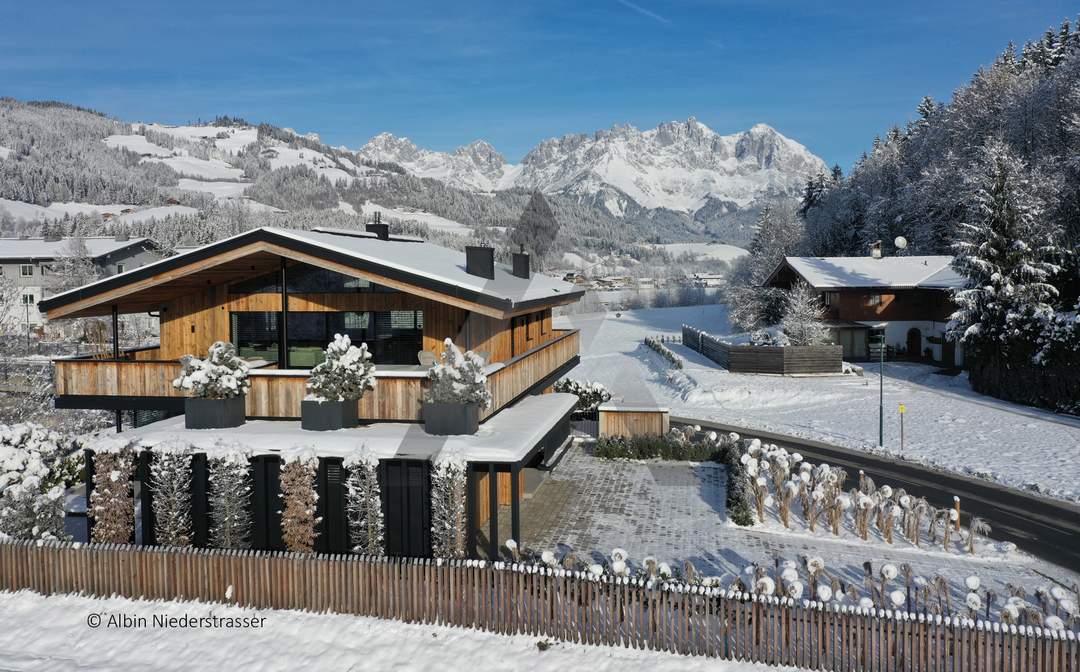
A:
[672, 415, 1080, 573]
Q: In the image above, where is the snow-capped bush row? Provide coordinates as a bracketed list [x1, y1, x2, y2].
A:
[553, 378, 611, 413]
[644, 335, 684, 369]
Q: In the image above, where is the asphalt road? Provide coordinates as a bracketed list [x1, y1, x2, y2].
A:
[673, 415, 1080, 573]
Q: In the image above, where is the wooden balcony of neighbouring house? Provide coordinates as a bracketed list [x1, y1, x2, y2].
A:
[53, 328, 581, 422]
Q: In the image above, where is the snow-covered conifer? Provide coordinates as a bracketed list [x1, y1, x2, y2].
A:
[344, 447, 383, 555]
[430, 449, 467, 558]
[90, 448, 135, 544]
[426, 339, 492, 408]
[509, 191, 560, 266]
[208, 450, 253, 549]
[150, 446, 192, 547]
[306, 334, 376, 402]
[781, 281, 830, 346]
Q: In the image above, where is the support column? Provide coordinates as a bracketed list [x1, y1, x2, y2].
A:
[487, 463, 498, 560]
[510, 463, 521, 546]
[465, 464, 477, 559]
[137, 450, 156, 546]
[278, 258, 289, 368]
[83, 449, 95, 543]
[112, 304, 121, 432]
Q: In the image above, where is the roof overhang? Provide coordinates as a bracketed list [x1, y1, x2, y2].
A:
[38, 228, 584, 320]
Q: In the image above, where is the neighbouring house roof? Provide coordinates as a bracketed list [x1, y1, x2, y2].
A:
[765, 255, 965, 291]
[0, 236, 153, 262]
[38, 226, 584, 319]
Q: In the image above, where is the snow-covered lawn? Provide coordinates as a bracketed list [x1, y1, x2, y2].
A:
[143, 155, 245, 180]
[0, 591, 787, 672]
[557, 305, 1080, 502]
[655, 242, 748, 262]
[102, 134, 173, 157]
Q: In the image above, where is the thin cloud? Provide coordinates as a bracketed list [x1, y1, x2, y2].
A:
[615, 0, 672, 26]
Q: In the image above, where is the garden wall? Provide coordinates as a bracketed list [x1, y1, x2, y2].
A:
[682, 325, 843, 374]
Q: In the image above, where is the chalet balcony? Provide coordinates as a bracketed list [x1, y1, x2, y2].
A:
[53, 329, 580, 422]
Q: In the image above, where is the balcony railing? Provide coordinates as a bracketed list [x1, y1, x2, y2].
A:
[53, 329, 580, 422]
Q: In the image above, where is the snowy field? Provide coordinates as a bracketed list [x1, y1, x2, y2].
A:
[655, 242, 748, 262]
[175, 178, 249, 198]
[556, 305, 1080, 502]
[0, 591, 788, 672]
[102, 134, 172, 157]
[0, 198, 137, 222]
[140, 123, 259, 155]
[359, 200, 471, 234]
[143, 154, 245, 180]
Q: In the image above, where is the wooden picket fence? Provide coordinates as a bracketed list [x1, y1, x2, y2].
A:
[1, 539, 1077, 671]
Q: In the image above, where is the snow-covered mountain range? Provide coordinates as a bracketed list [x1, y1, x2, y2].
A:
[358, 118, 827, 218]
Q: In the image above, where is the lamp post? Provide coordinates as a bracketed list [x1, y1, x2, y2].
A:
[875, 332, 885, 448]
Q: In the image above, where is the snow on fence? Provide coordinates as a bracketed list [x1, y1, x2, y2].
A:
[2, 539, 1076, 671]
[682, 324, 843, 374]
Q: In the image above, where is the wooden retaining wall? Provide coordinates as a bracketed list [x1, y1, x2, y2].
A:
[682, 325, 842, 374]
[2, 540, 1076, 671]
[598, 406, 670, 437]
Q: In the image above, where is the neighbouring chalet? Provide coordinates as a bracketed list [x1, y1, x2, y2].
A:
[764, 255, 966, 366]
[39, 225, 586, 558]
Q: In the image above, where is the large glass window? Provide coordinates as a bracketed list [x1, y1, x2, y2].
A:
[230, 310, 423, 368]
[228, 264, 397, 295]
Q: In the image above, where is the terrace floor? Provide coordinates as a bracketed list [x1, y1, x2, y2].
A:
[509, 441, 1080, 604]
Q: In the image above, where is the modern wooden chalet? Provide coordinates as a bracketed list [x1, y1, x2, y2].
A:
[40, 225, 584, 426]
[764, 255, 965, 366]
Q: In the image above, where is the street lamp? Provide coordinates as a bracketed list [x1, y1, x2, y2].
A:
[873, 332, 885, 447]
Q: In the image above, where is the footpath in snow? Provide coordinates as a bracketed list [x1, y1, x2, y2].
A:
[557, 305, 1080, 502]
[0, 591, 791, 672]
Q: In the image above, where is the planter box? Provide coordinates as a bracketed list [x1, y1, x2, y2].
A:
[301, 399, 359, 431]
[422, 402, 480, 435]
[185, 395, 246, 429]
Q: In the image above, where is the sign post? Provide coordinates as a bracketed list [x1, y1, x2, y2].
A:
[898, 403, 906, 455]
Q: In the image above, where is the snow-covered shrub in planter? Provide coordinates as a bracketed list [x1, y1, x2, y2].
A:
[0, 424, 72, 542]
[303, 334, 376, 431]
[90, 448, 135, 544]
[423, 339, 491, 436]
[150, 445, 192, 547]
[344, 447, 383, 555]
[280, 453, 320, 553]
[553, 378, 611, 413]
[208, 450, 253, 549]
[173, 341, 250, 429]
[430, 449, 467, 558]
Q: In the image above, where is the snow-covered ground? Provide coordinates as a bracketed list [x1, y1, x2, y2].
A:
[359, 200, 471, 234]
[0, 145, 12, 160]
[140, 124, 259, 155]
[261, 145, 356, 183]
[144, 154, 245, 180]
[557, 305, 1080, 501]
[102, 134, 173, 157]
[114, 205, 199, 224]
[175, 178, 249, 198]
[655, 242, 748, 262]
[0, 198, 138, 222]
[0, 591, 787, 672]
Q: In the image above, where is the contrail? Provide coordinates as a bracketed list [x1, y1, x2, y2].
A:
[615, 0, 672, 26]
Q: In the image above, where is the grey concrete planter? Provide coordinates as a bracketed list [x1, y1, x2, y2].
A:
[301, 399, 359, 431]
[185, 395, 246, 429]
[422, 402, 480, 435]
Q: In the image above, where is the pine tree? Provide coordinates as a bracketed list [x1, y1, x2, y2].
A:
[947, 140, 1060, 354]
[509, 190, 560, 267]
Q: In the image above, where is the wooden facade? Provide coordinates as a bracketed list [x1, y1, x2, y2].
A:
[824, 288, 953, 322]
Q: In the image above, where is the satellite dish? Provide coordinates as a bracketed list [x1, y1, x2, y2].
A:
[894, 236, 909, 250]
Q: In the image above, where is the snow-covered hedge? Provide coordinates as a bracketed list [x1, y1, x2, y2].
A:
[90, 449, 134, 544]
[426, 339, 492, 408]
[280, 453, 320, 553]
[173, 341, 251, 399]
[553, 378, 611, 412]
[306, 334, 377, 402]
[750, 327, 791, 347]
[430, 449, 467, 558]
[644, 335, 684, 369]
[345, 447, 383, 555]
[0, 424, 73, 542]
[208, 451, 253, 549]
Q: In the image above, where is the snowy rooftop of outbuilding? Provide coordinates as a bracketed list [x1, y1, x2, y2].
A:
[0, 236, 151, 261]
[778, 255, 964, 290]
[114, 393, 579, 463]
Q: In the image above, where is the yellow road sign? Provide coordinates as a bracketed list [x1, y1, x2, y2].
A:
[898, 403, 906, 414]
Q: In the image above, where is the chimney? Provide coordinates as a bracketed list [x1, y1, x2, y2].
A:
[465, 246, 495, 279]
[511, 245, 531, 279]
[870, 240, 883, 259]
[365, 222, 390, 241]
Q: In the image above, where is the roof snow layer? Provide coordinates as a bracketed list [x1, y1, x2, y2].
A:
[782, 255, 964, 290]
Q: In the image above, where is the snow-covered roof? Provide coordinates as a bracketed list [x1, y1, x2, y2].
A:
[0, 236, 152, 261]
[115, 393, 579, 463]
[773, 255, 962, 290]
[39, 227, 584, 316]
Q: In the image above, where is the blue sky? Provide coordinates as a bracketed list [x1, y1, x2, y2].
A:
[1, 1, 1075, 168]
